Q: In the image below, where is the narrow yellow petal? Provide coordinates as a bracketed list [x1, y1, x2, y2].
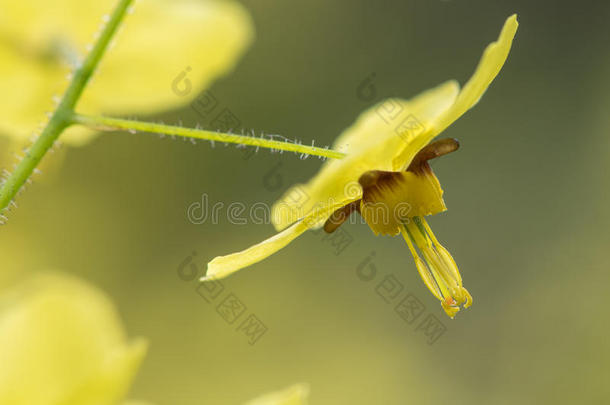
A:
[206, 220, 310, 280]
[433, 14, 518, 136]
[391, 15, 518, 168]
[206, 201, 355, 280]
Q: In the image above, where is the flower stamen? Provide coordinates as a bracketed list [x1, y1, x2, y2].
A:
[401, 216, 472, 318]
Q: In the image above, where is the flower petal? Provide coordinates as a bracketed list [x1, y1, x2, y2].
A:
[392, 14, 517, 167]
[272, 15, 518, 232]
[422, 15, 518, 147]
[271, 81, 459, 231]
[0, 273, 147, 405]
[207, 200, 355, 279]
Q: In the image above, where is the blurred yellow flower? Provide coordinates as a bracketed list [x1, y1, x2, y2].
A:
[244, 383, 309, 405]
[0, 273, 148, 404]
[206, 15, 518, 317]
[0, 0, 253, 146]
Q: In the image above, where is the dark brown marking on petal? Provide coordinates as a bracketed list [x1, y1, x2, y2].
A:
[324, 200, 361, 233]
[407, 138, 460, 175]
[358, 171, 382, 188]
[358, 170, 397, 188]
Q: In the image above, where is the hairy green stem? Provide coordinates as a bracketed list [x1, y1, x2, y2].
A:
[71, 114, 347, 160]
[0, 0, 133, 213]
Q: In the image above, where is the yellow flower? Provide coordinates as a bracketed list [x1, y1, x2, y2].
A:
[0, 273, 148, 404]
[205, 15, 518, 318]
[0, 0, 253, 146]
[244, 383, 309, 405]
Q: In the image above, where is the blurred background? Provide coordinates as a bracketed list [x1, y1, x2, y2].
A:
[1, 0, 609, 403]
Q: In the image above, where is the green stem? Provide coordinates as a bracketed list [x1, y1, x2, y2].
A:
[0, 0, 133, 213]
[71, 114, 347, 160]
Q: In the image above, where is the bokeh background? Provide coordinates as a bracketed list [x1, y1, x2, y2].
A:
[1, 0, 609, 403]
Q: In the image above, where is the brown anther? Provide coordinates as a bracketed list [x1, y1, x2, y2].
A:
[407, 138, 460, 175]
[323, 200, 361, 233]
